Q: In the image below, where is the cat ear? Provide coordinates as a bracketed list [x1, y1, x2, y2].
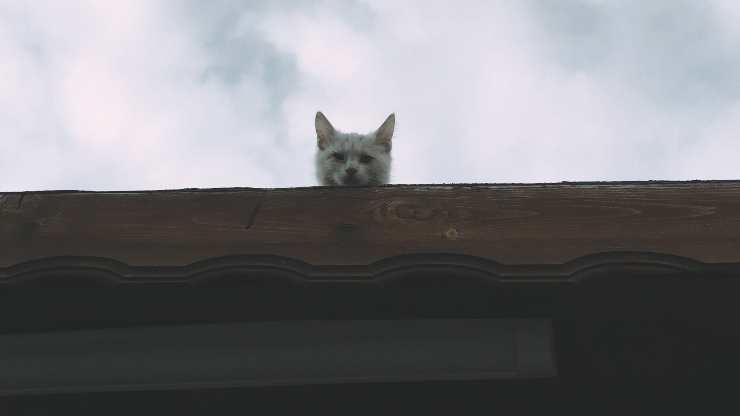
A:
[315, 111, 335, 150]
[375, 113, 395, 152]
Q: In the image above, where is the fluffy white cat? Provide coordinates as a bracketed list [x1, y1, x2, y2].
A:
[314, 112, 395, 186]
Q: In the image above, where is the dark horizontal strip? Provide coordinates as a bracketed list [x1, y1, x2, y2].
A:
[1, 251, 738, 287]
[0, 319, 554, 396]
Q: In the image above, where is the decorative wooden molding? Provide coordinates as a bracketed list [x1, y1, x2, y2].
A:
[1, 252, 739, 287]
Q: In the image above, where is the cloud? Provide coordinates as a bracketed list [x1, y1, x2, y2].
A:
[1, 0, 739, 191]
[1, 1, 289, 190]
[260, 0, 740, 182]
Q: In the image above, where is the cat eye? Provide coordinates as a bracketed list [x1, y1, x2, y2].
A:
[332, 152, 346, 161]
[359, 154, 374, 164]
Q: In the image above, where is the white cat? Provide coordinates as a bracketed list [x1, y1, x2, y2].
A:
[314, 112, 395, 186]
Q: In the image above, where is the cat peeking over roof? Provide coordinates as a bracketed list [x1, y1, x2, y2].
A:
[314, 112, 395, 186]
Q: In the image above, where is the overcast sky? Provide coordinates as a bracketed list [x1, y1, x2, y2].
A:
[2, 0, 739, 191]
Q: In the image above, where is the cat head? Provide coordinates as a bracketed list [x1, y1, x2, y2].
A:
[314, 112, 394, 186]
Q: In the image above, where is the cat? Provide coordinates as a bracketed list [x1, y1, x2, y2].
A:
[314, 111, 395, 186]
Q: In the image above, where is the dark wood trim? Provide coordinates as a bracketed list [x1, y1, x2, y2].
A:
[3, 181, 740, 269]
[1, 252, 739, 287]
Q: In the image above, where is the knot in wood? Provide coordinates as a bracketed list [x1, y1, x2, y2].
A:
[444, 228, 459, 240]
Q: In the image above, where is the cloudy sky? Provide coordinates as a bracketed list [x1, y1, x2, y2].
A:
[2, 0, 739, 191]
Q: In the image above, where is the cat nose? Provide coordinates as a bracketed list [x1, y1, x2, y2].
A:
[345, 167, 357, 176]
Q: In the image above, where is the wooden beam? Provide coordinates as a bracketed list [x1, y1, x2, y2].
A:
[2, 181, 740, 268]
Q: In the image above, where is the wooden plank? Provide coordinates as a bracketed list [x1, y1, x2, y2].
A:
[2, 181, 740, 267]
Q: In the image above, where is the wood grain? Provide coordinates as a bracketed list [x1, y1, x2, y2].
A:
[2, 181, 740, 268]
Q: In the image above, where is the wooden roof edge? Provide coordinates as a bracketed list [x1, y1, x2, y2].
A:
[3, 180, 740, 268]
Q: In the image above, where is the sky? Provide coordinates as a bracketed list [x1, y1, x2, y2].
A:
[2, 0, 739, 191]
